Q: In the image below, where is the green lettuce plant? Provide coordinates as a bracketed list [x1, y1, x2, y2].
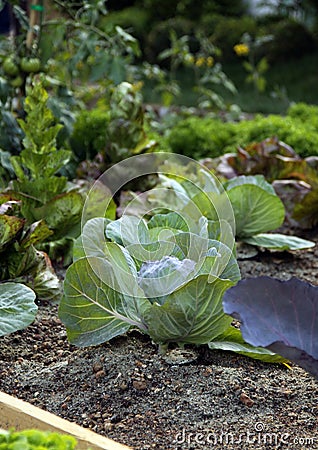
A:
[0, 428, 77, 450]
[166, 111, 318, 160]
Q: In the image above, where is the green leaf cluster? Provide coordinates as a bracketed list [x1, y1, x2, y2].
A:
[166, 105, 318, 159]
[166, 116, 236, 160]
[0, 428, 77, 450]
[69, 108, 110, 162]
[105, 82, 157, 164]
[0, 195, 61, 302]
[59, 165, 287, 362]
[60, 213, 240, 348]
[39, 2, 140, 90]
[70, 83, 157, 183]
[126, 167, 314, 252]
[218, 136, 318, 229]
[0, 283, 37, 337]
[8, 83, 84, 239]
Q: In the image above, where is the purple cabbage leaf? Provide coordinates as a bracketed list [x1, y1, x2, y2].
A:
[222, 276, 318, 378]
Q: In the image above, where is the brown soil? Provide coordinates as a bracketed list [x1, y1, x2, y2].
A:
[1, 228, 318, 449]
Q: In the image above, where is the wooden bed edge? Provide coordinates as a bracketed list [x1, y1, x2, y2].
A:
[0, 391, 132, 450]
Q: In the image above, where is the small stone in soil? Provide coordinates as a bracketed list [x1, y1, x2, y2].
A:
[239, 392, 254, 407]
[132, 380, 147, 390]
[94, 369, 106, 379]
[92, 361, 103, 373]
[163, 348, 198, 365]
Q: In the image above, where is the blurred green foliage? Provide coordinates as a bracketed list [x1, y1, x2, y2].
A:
[165, 103, 318, 159]
[166, 116, 236, 160]
[69, 108, 110, 162]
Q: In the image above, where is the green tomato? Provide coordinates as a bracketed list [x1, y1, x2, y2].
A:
[10, 75, 24, 88]
[3, 57, 19, 76]
[0, 76, 9, 103]
[20, 57, 41, 73]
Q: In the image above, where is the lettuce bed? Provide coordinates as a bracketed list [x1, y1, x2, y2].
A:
[0, 429, 77, 450]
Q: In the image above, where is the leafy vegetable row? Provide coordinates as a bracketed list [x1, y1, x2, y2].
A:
[0, 428, 77, 450]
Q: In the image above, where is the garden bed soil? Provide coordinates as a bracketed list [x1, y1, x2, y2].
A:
[1, 227, 318, 449]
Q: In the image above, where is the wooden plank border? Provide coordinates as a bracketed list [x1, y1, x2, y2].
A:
[0, 392, 132, 450]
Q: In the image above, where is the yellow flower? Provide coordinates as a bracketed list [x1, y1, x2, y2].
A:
[234, 43, 249, 56]
[195, 56, 205, 67]
[206, 56, 214, 67]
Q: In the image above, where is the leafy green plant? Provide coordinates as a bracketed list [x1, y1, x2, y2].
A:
[59, 160, 287, 362]
[40, 0, 140, 89]
[59, 214, 241, 350]
[0, 0, 141, 159]
[99, 6, 151, 49]
[135, 167, 314, 252]
[166, 117, 237, 160]
[224, 175, 284, 237]
[0, 428, 77, 450]
[217, 137, 318, 229]
[158, 29, 191, 84]
[144, 17, 196, 64]
[7, 82, 84, 242]
[166, 111, 318, 160]
[287, 101, 318, 123]
[69, 107, 110, 162]
[232, 114, 318, 158]
[223, 175, 314, 250]
[105, 82, 157, 164]
[1, 0, 139, 94]
[0, 193, 61, 334]
[76, 82, 158, 182]
[0, 195, 61, 301]
[0, 282, 37, 337]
